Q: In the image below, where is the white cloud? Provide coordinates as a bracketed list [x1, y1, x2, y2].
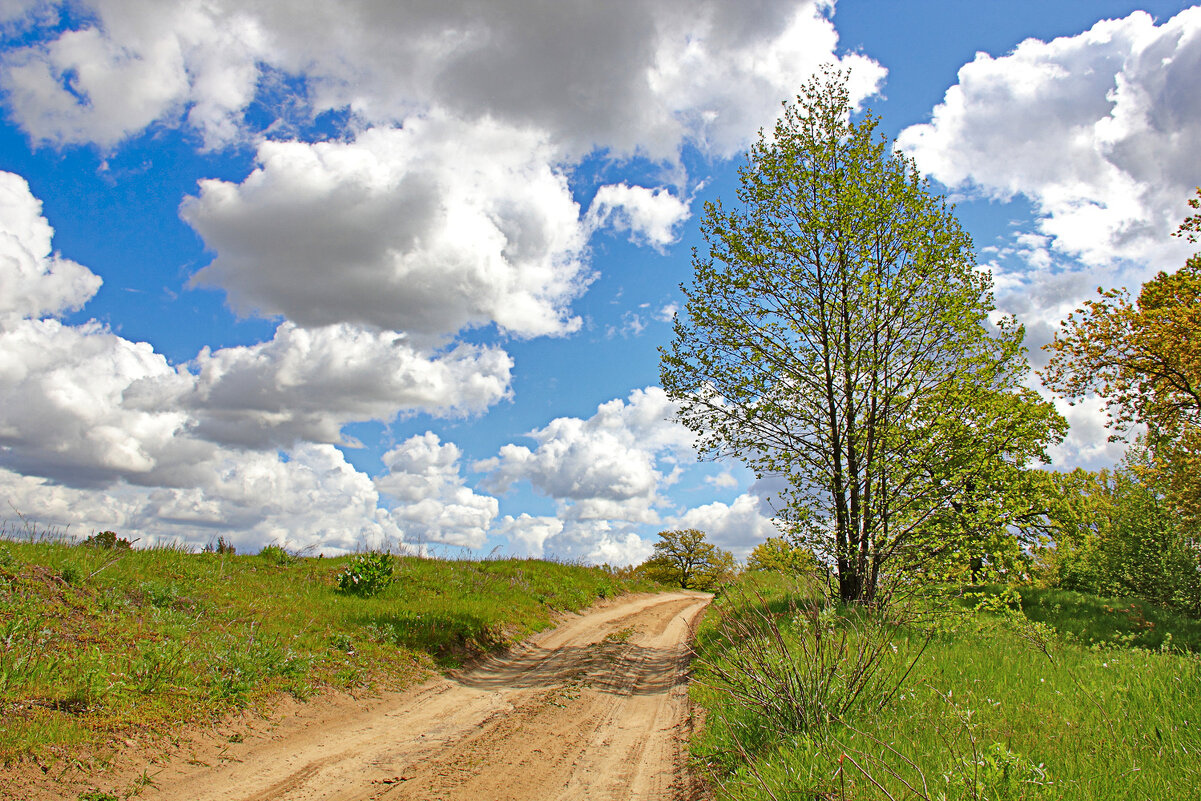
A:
[898, 8, 1201, 273]
[0, 317, 192, 487]
[492, 513, 564, 559]
[664, 493, 781, 557]
[129, 322, 513, 450]
[183, 118, 592, 339]
[528, 518, 654, 567]
[1, 0, 265, 148]
[896, 9, 1201, 474]
[478, 386, 694, 523]
[586, 184, 690, 251]
[3, 0, 882, 160]
[704, 471, 740, 490]
[0, 169, 513, 555]
[0, 444, 405, 555]
[0, 171, 102, 325]
[374, 432, 498, 548]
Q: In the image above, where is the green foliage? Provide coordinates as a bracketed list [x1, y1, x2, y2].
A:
[81, 531, 133, 550]
[692, 577, 925, 770]
[638, 529, 736, 590]
[1034, 450, 1201, 614]
[746, 536, 816, 576]
[336, 551, 395, 597]
[660, 68, 1064, 605]
[258, 543, 297, 565]
[997, 585, 1201, 652]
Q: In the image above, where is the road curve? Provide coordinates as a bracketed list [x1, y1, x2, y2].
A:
[137, 590, 713, 801]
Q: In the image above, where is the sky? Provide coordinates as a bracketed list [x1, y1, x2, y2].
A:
[1, 0, 1198, 564]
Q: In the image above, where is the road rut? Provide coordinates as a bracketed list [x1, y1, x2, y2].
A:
[137, 591, 712, 801]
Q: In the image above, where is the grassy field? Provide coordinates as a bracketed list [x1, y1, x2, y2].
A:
[0, 533, 654, 768]
[690, 573, 1201, 800]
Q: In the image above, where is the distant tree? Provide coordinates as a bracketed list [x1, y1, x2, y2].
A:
[82, 530, 133, 549]
[1043, 192, 1201, 526]
[640, 529, 735, 590]
[746, 537, 816, 576]
[1033, 448, 1200, 613]
[660, 69, 1064, 605]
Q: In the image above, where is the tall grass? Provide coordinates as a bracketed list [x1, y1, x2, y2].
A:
[691, 574, 1201, 800]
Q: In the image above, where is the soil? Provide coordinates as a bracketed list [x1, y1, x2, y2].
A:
[8, 590, 713, 801]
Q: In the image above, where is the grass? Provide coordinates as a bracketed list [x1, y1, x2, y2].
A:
[0, 533, 656, 769]
[690, 573, 1201, 800]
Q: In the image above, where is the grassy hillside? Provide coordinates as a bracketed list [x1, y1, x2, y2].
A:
[690, 573, 1201, 800]
[0, 535, 654, 767]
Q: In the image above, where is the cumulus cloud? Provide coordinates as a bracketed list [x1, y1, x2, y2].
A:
[586, 184, 690, 251]
[897, 9, 1201, 471]
[374, 432, 498, 548]
[127, 322, 513, 450]
[1, 0, 265, 148]
[3, 0, 882, 160]
[493, 515, 652, 566]
[492, 514, 564, 559]
[478, 386, 694, 524]
[0, 169, 518, 554]
[0, 172, 102, 325]
[183, 118, 591, 339]
[899, 8, 1201, 274]
[664, 493, 781, 557]
[0, 445, 405, 554]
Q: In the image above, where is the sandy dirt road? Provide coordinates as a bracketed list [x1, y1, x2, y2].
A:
[108, 590, 712, 801]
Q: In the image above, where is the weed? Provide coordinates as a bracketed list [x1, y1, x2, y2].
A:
[77, 791, 119, 801]
[336, 552, 394, 597]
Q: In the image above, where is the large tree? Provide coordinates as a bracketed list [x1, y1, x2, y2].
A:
[1043, 194, 1201, 526]
[660, 70, 1064, 605]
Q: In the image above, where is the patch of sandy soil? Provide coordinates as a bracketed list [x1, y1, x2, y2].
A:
[7, 591, 713, 801]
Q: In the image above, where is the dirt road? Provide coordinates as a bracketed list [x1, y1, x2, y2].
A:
[119, 590, 710, 801]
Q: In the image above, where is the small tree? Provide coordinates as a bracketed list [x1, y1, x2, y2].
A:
[661, 69, 1064, 604]
[82, 530, 133, 549]
[641, 529, 735, 590]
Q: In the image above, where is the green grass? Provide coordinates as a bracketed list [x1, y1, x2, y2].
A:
[0, 536, 655, 766]
[690, 574, 1201, 800]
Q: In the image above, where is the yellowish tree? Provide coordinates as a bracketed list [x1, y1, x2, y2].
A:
[1042, 190, 1201, 524]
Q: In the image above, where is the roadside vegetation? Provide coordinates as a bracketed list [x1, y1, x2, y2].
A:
[665, 70, 1201, 799]
[0, 525, 654, 768]
[690, 573, 1200, 800]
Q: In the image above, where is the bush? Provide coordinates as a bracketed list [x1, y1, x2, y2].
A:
[336, 552, 395, 597]
[258, 543, 296, 565]
[82, 530, 133, 549]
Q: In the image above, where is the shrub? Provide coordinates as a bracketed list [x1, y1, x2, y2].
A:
[258, 543, 296, 565]
[336, 552, 395, 597]
[82, 530, 133, 549]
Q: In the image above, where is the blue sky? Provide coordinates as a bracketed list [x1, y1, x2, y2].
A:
[1, 0, 1198, 562]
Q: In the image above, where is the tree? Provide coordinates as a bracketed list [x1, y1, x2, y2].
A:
[746, 536, 816, 576]
[660, 69, 1065, 605]
[1032, 448, 1200, 613]
[640, 529, 735, 590]
[1042, 197, 1201, 526]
